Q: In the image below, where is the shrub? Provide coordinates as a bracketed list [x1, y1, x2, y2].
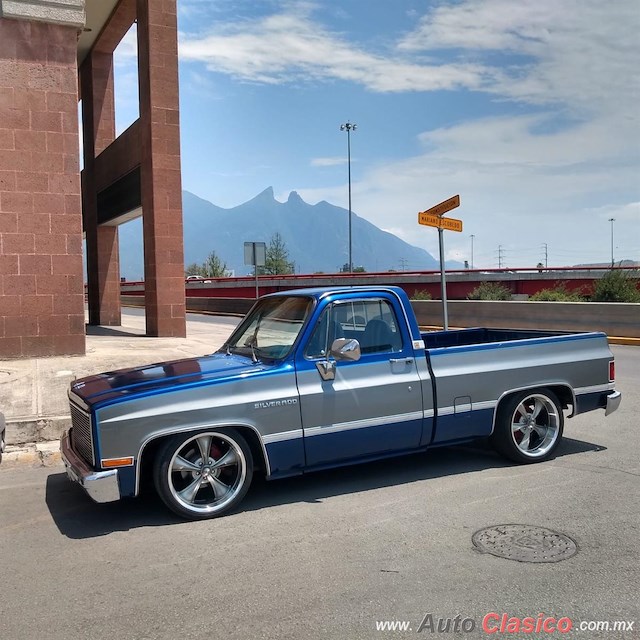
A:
[467, 282, 512, 301]
[530, 283, 586, 302]
[411, 289, 432, 301]
[591, 270, 640, 302]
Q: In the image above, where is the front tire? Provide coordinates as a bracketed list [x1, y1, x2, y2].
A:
[153, 428, 253, 520]
[491, 389, 564, 463]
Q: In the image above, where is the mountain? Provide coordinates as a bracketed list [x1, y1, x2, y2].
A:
[116, 188, 454, 279]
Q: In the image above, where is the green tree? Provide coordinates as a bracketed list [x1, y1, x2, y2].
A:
[185, 251, 228, 278]
[202, 251, 228, 277]
[591, 270, 640, 302]
[260, 233, 294, 275]
[467, 282, 512, 300]
[530, 283, 586, 302]
[340, 263, 366, 272]
[185, 262, 203, 277]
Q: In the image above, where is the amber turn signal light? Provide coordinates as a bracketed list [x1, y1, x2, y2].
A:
[101, 457, 134, 468]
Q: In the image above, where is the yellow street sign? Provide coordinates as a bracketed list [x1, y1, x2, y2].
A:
[420, 194, 460, 218]
[438, 216, 463, 232]
[419, 212, 442, 227]
[418, 212, 463, 232]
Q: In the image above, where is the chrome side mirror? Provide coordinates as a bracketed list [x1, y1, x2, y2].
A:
[330, 338, 361, 362]
[315, 339, 361, 381]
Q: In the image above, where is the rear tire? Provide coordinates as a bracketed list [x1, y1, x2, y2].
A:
[153, 428, 253, 520]
[491, 389, 564, 463]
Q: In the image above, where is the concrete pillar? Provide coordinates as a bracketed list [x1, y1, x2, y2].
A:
[80, 50, 121, 326]
[137, 0, 186, 337]
[0, 1, 86, 357]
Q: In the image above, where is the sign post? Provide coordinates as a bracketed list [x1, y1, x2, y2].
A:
[244, 241, 266, 299]
[418, 195, 462, 331]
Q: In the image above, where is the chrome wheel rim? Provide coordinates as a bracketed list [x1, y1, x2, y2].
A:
[167, 432, 246, 515]
[510, 394, 560, 458]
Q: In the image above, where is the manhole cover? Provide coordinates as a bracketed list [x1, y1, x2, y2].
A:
[472, 524, 577, 563]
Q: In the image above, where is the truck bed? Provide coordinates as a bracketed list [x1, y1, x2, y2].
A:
[421, 327, 574, 350]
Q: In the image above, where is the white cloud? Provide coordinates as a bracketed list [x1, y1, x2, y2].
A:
[399, 0, 639, 117]
[178, 0, 639, 115]
[114, 23, 137, 63]
[178, 7, 495, 92]
[311, 156, 347, 167]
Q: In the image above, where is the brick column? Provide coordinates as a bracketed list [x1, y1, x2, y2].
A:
[137, 0, 186, 337]
[81, 50, 121, 326]
[0, 13, 85, 357]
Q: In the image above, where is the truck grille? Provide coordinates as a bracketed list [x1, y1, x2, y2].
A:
[70, 403, 95, 467]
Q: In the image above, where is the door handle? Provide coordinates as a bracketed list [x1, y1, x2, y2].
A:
[389, 357, 414, 364]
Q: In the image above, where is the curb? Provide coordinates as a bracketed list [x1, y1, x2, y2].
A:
[1, 442, 62, 469]
[608, 337, 640, 346]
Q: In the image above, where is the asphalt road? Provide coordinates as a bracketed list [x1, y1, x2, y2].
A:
[0, 346, 638, 640]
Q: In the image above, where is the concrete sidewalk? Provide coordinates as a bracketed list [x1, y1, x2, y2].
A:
[0, 310, 239, 468]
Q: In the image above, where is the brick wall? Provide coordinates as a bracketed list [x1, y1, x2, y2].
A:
[0, 18, 85, 357]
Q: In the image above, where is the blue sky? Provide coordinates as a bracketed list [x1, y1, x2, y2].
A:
[113, 0, 639, 270]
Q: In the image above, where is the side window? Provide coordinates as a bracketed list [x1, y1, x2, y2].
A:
[304, 304, 344, 359]
[355, 299, 402, 354]
[305, 298, 404, 359]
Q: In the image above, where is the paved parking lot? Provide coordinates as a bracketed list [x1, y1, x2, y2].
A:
[0, 345, 637, 639]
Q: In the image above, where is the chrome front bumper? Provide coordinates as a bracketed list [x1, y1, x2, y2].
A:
[60, 431, 121, 503]
[605, 390, 622, 416]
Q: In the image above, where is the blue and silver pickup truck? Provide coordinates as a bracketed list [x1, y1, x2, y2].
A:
[61, 286, 621, 520]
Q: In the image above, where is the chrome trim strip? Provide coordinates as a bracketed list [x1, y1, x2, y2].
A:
[304, 411, 423, 438]
[437, 401, 497, 417]
[60, 431, 120, 503]
[473, 400, 498, 411]
[574, 382, 616, 395]
[68, 391, 89, 412]
[262, 429, 303, 445]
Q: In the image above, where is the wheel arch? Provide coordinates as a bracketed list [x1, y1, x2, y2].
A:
[490, 383, 575, 435]
[135, 422, 270, 497]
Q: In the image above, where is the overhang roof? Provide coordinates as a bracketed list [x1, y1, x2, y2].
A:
[77, 0, 120, 64]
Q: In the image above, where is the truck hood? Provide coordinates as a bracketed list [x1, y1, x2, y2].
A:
[70, 352, 279, 409]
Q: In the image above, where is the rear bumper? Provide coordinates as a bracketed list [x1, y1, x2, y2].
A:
[60, 431, 121, 503]
[605, 390, 622, 416]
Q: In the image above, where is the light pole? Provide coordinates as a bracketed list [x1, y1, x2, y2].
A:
[470, 234, 475, 269]
[608, 218, 615, 267]
[340, 121, 356, 272]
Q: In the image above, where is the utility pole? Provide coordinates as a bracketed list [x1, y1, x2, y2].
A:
[542, 243, 548, 268]
[399, 257, 408, 271]
[497, 245, 505, 269]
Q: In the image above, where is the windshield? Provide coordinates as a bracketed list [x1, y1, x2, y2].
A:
[222, 296, 314, 361]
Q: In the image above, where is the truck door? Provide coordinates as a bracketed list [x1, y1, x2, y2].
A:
[295, 294, 428, 467]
